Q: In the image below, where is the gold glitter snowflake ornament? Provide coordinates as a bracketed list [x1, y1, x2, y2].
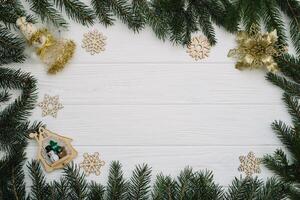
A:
[80, 152, 105, 176]
[187, 36, 211, 60]
[238, 151, 261, 177]
[82, 29, 107, 55]
[38, 94, 63, 118]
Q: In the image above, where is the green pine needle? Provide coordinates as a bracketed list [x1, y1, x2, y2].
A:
[27, 0, 68, 28]
[28, 160, 51, 200]
[262, 0, 288, 47]
[106, 161, 128, 200]
[0, 26, 26, 66]
[91, 0, 115, 26]
[63, 162, 89, 200]
[53, 0, 95, 26]
[127, 164, 152, 200]
[88, 182, 106, 200]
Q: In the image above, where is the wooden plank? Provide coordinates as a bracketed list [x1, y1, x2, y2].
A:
[17, 63, 284, 105]
[29, 104, 289, 146]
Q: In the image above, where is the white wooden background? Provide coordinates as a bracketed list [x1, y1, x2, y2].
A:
[18, 20, 291, 187]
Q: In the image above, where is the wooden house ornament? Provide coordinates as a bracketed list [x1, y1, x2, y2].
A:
[29, 127, 77, 172]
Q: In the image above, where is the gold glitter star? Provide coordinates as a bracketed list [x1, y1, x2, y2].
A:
[80, 152, 105, 176]
[38, 94, 63, 118]
[238, 151, 261, 177]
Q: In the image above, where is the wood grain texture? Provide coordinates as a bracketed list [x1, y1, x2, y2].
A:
[16, 22, 289, 186]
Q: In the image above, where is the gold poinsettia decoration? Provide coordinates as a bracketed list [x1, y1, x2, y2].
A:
[228, 26, 286, 72]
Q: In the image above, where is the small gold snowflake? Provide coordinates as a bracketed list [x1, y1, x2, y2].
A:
[80, 152, 105, 176]
[82, 29, 107, 55]
[238, 151, 261, 177]
[187, 36, 211, 60]
[38, 94, 63, 118]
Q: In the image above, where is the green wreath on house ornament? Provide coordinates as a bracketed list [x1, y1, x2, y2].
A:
[1, 0, 300, 199]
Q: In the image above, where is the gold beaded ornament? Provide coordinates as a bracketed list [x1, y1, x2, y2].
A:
[238, 151, 261, 177]
[16, 17, 76, 74]
[38, 94, 63, 118]
[80, 152, 105, 176]
[82, 29, 107, 55]
[187, 35, 211, 60]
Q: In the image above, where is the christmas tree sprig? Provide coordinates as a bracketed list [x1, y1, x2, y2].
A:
[265, 53, 300, 199]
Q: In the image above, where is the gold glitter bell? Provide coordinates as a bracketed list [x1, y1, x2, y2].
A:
[16, 17, 76, 74]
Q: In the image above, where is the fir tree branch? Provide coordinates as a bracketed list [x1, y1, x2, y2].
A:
[176, 167, 194, 199]
[147, 1, 169, 41]
[0, 0, 35, 28]
[197, 6, 217, 45]
[106, 161, 127, 200]
[27, 0, 68, 28]
[262, 0, 288, 47]
[282, 93, 300, 127]
[0, 145, 27, 200]
[49, 178, 70, 199]
[266, 72, 300, 97]
[236, 0, 263, 32]
[190, 170, 223, 199]
[0, 25, 26, 66]
[263, 149, 297, 184]
[271, 120, 300, 161]
[28, 160, 51, 200]
[257, 177, 288, 200]
[63, 162, 89, 200]
[0, 68, 38, 123]
[102, 0, 142, 32]
[127, 164, 151, 200]
[132, 0, 149, 30]
[276, 54, 300, 84]
[88, 182, 105, 200]
[0, 90, 10, 103]
[53, 0, 95, 26]
[276, 0, 300, 56]
[152, 174, 178, 199]
[220, 0, 239, 33]
[225, 177, 262, 200]
[91, 0, 115, 26]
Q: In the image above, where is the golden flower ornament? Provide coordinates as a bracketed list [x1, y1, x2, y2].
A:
[228, 26, 286, 72]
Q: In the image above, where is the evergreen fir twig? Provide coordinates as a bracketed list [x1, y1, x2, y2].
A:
[235, 0, 262, 32]
[28, 160, 51, 200]
[0, 90, 10, 103]
[127, 164, 151, 200]
[27, 0, 68, 28]
[63, 162, 89, 200]
[0, 0, 35, 28]
[91, 0, 115, 26]
[106, 161, 128, 200]
[53, 0, 95, 26]
[88, 182, 105, 200]
[262, 0, 288, 47]
[102, 0, 143, 32]
[0, 145, 27, 200]
[275, 54, 300, 84]
[0, 25, 26, 66]
[266, 72, 300, 97]
[152, 174, 177, 199]
[276, 0, 300, 56]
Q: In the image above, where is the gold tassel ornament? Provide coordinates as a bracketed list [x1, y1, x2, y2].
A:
[16, 17, 76, 74]
[228, 25, 287, 72]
